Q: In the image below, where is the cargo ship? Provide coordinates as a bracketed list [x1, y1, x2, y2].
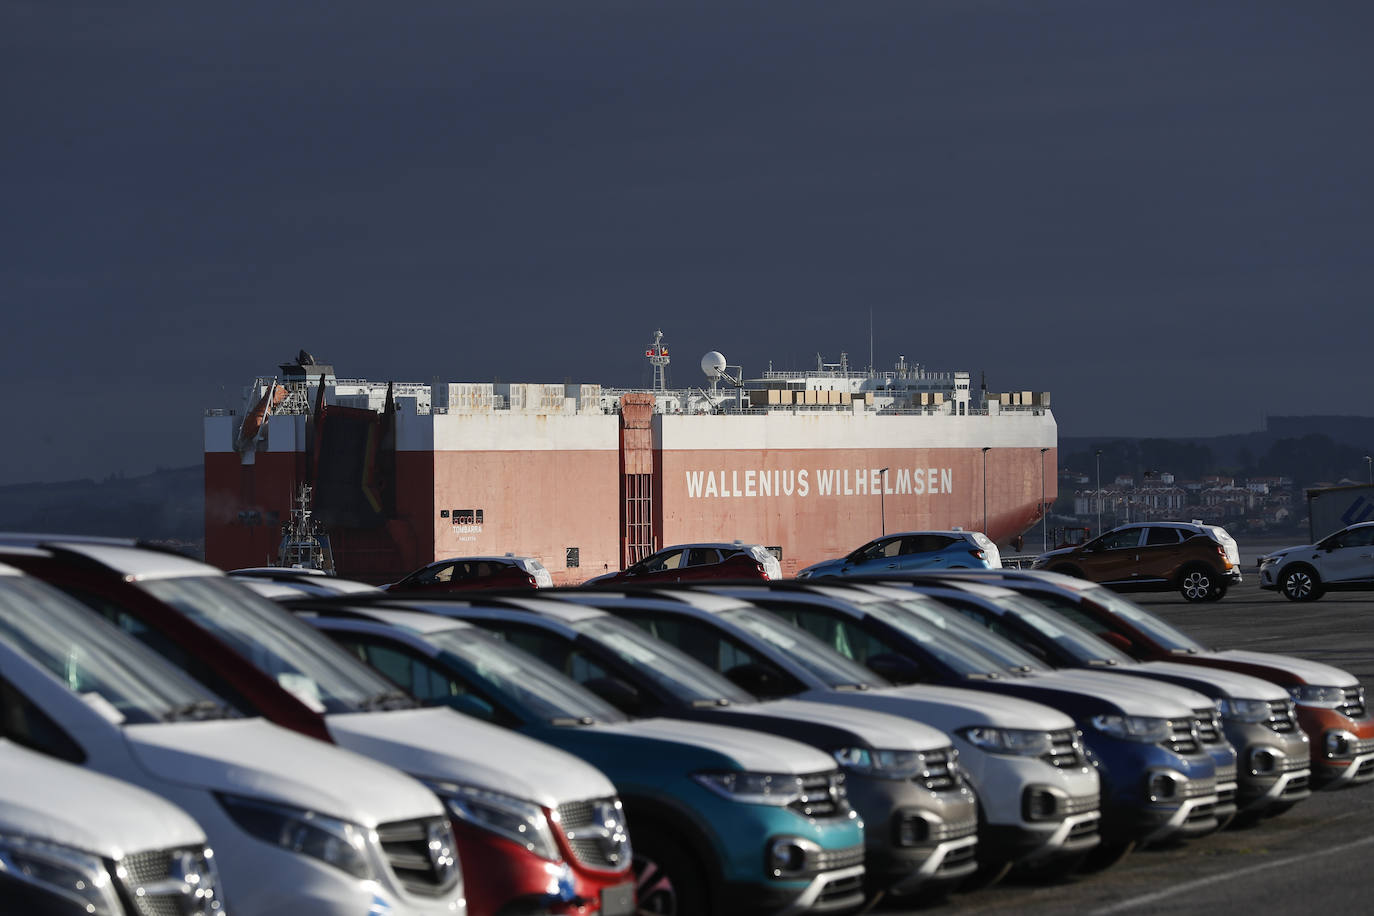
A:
[204, 333, 1057, 584]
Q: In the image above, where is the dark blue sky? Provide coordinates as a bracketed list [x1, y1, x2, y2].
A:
[3, 1, 1371, 483]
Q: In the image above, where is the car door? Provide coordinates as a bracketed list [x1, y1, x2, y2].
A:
[1133, 526, 1186, 584]
[897, 534, 960, 570]
[845, 537, 904, 573]
[1077, 527, 1145, 584]
[680, 548, 724, 581]
[1315, 526, 1374, 585]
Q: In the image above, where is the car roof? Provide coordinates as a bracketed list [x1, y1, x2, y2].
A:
[309, 606, 476, 635]
[427, 555, 541, 564]
[0, 538, 215, 580]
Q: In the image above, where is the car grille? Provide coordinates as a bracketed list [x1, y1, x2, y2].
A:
[789, 771, 848, 819]
[556, 797, 632, 872]
[1163, 720, 1200, 755]
[116, 847, 215, 916]
[1339, 686, 1366, 719]
[1182, 775, 1217, 799]
[813, 844, 865, 872]
[913, 746, 959, 791]
[1193, 709, 1224, 745]
[937, 842, 979, 873]
[376, 816, 460, 896]
[1265, 700, 1299, 733]
[1041, 729, 1085, 768]
[1061, 791, 1101, 816]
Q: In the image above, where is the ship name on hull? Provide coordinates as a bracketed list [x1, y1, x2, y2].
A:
[684, 467, 953, 499]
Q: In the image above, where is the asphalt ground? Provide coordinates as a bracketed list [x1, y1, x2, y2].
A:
[875, 546, 1374, 916]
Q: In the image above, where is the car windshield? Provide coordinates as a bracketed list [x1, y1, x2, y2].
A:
[140, 576, 411, 714]
[991, 593, 1137, 664]
[1077, 586, 1208, 653]
[718, 607, 887, 690]
[419, 625, 628, 724]
[574, 617, 755, 704]
[0, 577, 236, 724]
[860, 599, 1031, 677]
[883, 593, 1051, 672]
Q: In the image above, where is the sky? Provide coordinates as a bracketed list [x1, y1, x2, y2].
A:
[3, 0, 1371, 484]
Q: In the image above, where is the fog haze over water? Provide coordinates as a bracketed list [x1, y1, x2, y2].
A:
[3, 1, 1371, 483]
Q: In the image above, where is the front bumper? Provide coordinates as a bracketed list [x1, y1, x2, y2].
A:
[721, 849, 866, 916]
[845, 775, 978, 896]
[1228, 727, 1313, 813]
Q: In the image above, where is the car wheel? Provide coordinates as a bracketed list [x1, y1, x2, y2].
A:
[633, 831, 708, 916]
[1279, 566, 1323, 602]
[1178, 566, 1216, 602]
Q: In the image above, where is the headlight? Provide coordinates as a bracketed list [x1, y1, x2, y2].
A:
[693, 771, 809, 806]
[832, 747, 950, 780]
[958, 726, 1054, 756]
[430, 783, 560, 862]
[1218, 698, 1272, 723]
[1258, 555, 1281, 568]
[0, 834, 125, 916]
[1289, 685, 1347, 707]
[795, 569, 813, 579]
[218, 794, 374, 879]
[1091, 715, 1173, 743]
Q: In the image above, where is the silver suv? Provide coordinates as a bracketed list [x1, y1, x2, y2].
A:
[1259, 522, 1374, 601]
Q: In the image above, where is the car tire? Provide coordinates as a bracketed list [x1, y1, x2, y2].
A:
[632, 831, 709, 916]
[1178, 566, 1218, 602]
[1278, 566, 1323, 602]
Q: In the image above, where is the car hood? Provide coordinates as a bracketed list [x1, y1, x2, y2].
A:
[589, 717, 837, 774]
[327, 708, 616, 809]
[1131, 661, 1290, 701]
[716, 698, 951, 752]
[800, 683, 1077, 731]
[0, 741, 206, 857]
[1259, 543, 1310, 560]
[1028, 669, 1213, 715]
[797, 558, 847, 578]
[124, 719, 442, 827]
[1207, 650, 1360, 689]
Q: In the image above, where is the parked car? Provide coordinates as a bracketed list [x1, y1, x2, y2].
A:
[1258, 521, 1374, 601]
[0, 739, 224, 915]
[0, 560, 465, 916]
[383, 555, 554, 592]
[583, 542, 783, 585]
[0, 538, 631, 916]
[230, 567, 383, 596]
[943, 568, 1373, 791]
[797, 531, 1001, 580]
[1030, 521, 1241, 602]
[299, 594, 979, 901]
[695, 582, 1238, 849]
[537, 590, 1103, 881]
[294, 608, 870, 916]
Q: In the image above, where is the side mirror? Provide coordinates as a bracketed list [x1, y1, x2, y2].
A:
[583, 676, 644, 715]
[865, 653, 923, 684]
[1099, 632, 1136, 655]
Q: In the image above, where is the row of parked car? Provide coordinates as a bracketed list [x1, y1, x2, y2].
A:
[3, 530, 1370, 915]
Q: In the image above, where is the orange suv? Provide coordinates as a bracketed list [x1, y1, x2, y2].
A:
[1030, 520, 1242, 602]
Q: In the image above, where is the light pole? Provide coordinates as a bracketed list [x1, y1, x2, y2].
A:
[879, 467, 890, 535]
[1095, 449, 1102, 535]
[1040, 447, 1049, 552]
[982, 447, 991, 535]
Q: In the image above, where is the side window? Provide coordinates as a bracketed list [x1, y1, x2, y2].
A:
[686, 548, 721, 567]
[484, 624, 612, 684]
[1099, 528, 1143, 550]
[763, 605, 895, 664]
[905, 535, 954, 554]
[332, 634, 508, 723]
[0, 676, 85, 763]
[622, 613, 758, 673]
[1145, 527, 1182, 546]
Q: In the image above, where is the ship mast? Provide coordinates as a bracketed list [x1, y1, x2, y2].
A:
[646, 329, 670, 391]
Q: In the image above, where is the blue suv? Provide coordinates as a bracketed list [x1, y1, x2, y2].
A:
[798, 531, 1001, 580]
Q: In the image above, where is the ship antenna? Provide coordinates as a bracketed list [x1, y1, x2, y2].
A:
[646, 329, 670, 391]
[869, 307, 874, 374]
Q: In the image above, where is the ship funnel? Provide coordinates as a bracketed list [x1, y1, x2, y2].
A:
[701, 351, 727, 380]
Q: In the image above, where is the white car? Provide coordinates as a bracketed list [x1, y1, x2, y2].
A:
[1259, 522, 1374, 601]
[0, 739, 223, 914]
[0, 563, 465, 916]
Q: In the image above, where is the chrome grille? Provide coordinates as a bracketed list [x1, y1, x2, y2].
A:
[1339, 686, 1366, 719]
[556, 797, 632, 872]
[1265, 700, 1298, 733]
[1061, 791, 1100, 816]
[116, 847, 217, 916]
[1182, 775, 1217, 799]
[1042, 729, 1085, 768]
[1193, 709, 1223, 745]
[1163, 719, 1200, 755]
[813, 844, 865, 871]
[376, 816, 460, 896]
[788, 771, 848, 819]
[914, 746, 958, 791]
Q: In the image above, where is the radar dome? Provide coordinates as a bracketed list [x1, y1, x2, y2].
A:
[701, 351, 727, 380]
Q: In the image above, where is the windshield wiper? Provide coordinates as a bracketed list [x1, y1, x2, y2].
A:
[1086, 658, 1117, 666]
[833, 683, 870, 691]
[965, 672, 999, 680]
[164, 699, 237, 722]
[691, 697, 731, 707]
[358, 690, 419, 711]
[550, 716, 597, 726]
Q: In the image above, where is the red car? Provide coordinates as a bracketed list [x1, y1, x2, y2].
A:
[383, 555, 554, 592]
[582, 542, 783, 585]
